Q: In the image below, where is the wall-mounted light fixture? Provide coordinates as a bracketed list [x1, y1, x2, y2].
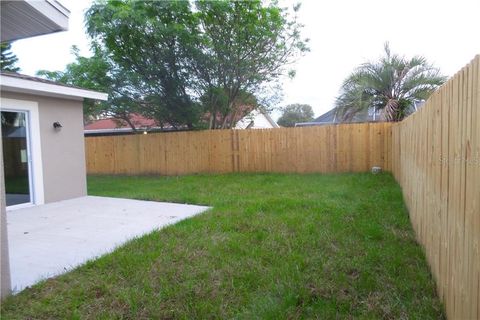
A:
[53, 122, 62, 131]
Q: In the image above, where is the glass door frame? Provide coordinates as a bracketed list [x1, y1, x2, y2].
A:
[1, 98, 44, 210]
[2, 109, 34, 208]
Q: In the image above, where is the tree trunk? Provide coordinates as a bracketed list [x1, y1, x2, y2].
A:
[221, 101, 235, 129]
[209, 113, 214, 129]
[383, 99, 400, 122]
[116, 115, 137, 132]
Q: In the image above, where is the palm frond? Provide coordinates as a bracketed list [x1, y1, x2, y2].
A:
[334, 43, 446, 122]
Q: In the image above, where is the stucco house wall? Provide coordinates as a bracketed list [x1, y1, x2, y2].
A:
[0, 0, 99, 299]
[1, 91, 87, 203]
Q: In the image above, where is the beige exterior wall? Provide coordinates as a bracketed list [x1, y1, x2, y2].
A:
[1, 91, 87, 203]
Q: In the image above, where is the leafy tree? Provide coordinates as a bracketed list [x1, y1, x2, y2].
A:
[37, 45, 141, 129]
[195, 0, 309, 128]
[86, 1, 202, 129]
[1, 42, 20, 72]
[200, 87, 258, 129]
[85, 0, 308, 129]
[277, 104, 314, 127]
[335, 43, 446, 122]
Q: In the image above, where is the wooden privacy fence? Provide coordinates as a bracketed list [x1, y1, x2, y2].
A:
[85, 122, 392, 175]
[84, 55, 479, 319]
[392, 55, 479, 319]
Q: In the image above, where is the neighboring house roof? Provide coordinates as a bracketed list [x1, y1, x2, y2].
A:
[296, 101, 425, 127]
[295, 108, 338, 127]
[84, 113, 169, 136]
[85, 114, 157, 130]
[296, 107, 381, 127]
[85, 109, 279, 136]
[235, 109, 279, 129]
[0, 72, 108, 101]
[1, 0, 70, 42]
[312, 108, 338, 124]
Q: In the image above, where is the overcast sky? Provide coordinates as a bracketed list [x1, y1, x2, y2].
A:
[11, 0, 480, 120]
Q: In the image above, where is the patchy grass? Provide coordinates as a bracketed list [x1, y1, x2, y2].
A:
[1, 173, 444, 319]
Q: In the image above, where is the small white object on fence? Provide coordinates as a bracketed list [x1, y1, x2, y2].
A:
[371, 166, 382, 174]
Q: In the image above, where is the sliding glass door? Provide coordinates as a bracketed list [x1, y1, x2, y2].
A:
[1, 110, 32, 206]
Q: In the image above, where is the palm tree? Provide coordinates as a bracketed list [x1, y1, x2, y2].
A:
[335, 43, 446, 122]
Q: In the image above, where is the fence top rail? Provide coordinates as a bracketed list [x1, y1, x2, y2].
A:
[84, 121, 392, 139]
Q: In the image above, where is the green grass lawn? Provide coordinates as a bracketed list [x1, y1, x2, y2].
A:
[1, 173, 444, 319]
[4, 175, 29, 194]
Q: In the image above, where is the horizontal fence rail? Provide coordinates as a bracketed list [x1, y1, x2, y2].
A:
[392, 55, 479, 319]
[85, 122, 392, 175]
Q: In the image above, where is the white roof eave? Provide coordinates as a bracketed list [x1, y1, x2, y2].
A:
[1, 0, 70, 42]
[0, 75, 108, 101]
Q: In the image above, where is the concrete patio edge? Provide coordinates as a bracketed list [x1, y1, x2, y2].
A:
[7, 196, 210, 292]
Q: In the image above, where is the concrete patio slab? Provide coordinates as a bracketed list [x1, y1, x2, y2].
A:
[6, 196, 210, 292]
